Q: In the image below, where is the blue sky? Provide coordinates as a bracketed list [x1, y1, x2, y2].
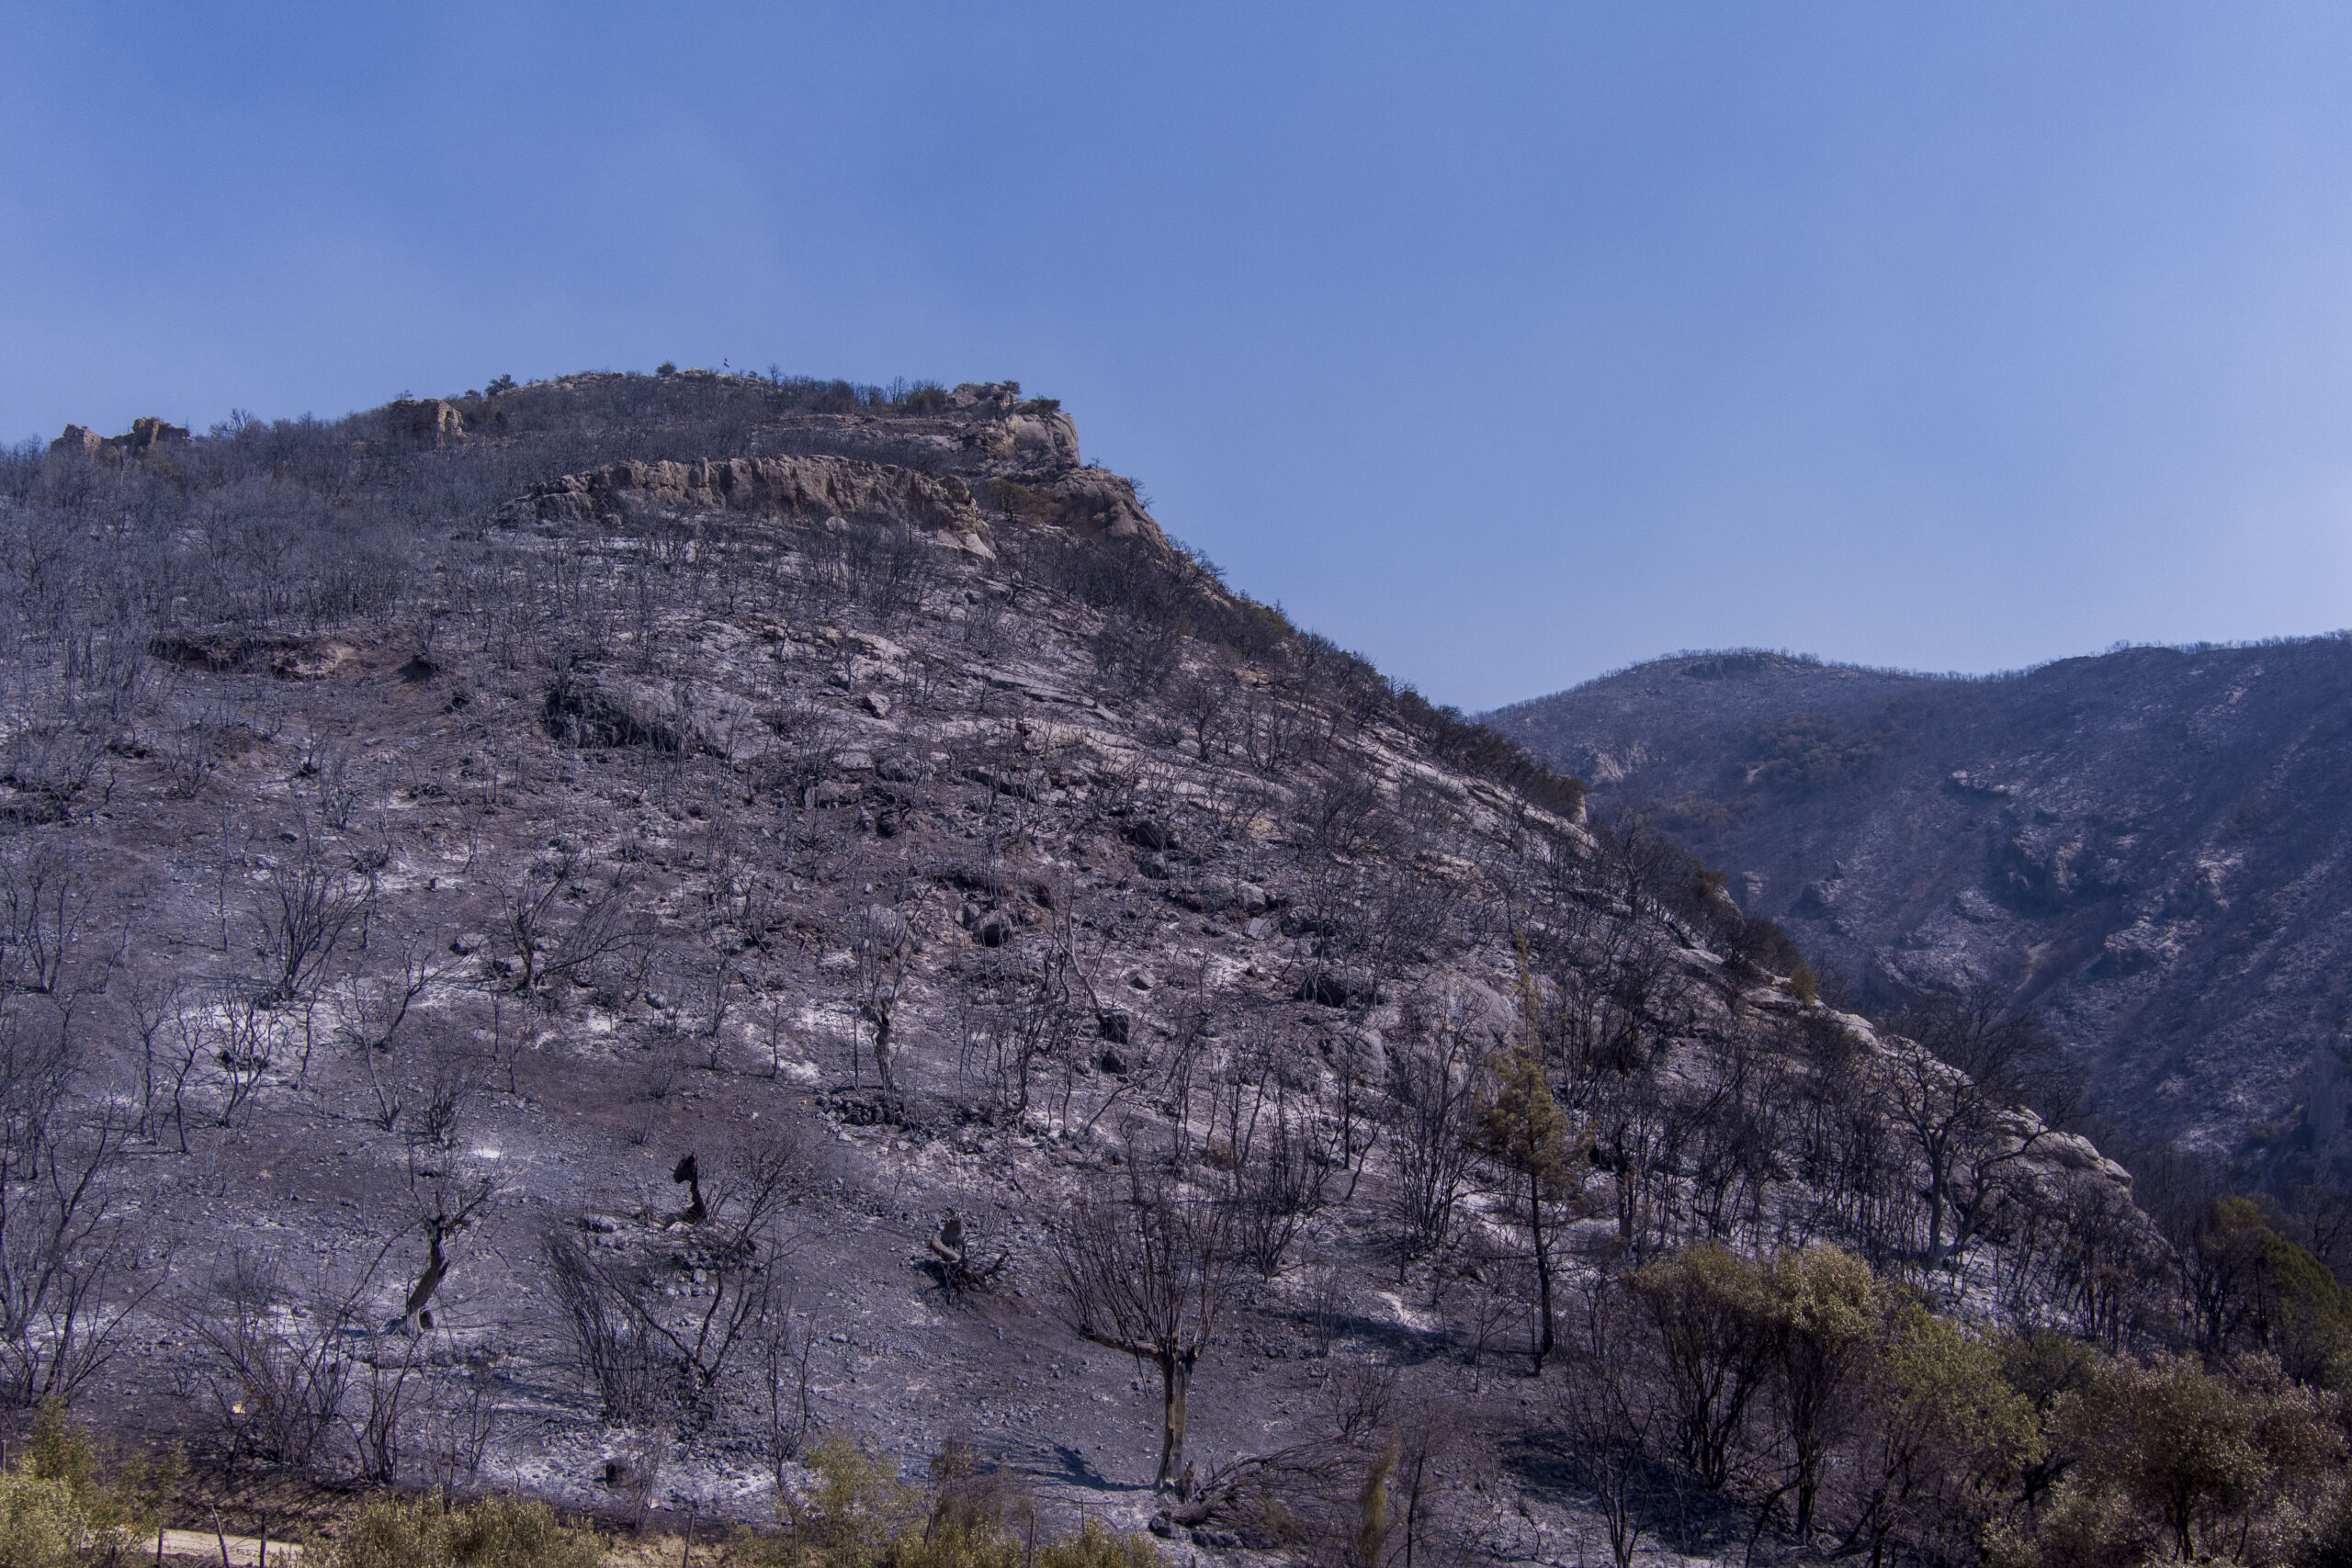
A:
[6, 4, 2352, 709]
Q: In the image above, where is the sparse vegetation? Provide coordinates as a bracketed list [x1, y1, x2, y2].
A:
[316, 1491, 605, 1568]
[724, 1432, 1159, 1568]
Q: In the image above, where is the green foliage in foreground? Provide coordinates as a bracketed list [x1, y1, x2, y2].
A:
[3, 1399, 1151, 1568]
[309, 1435, 1159, 1568]
[1621, 1240, 2352, 1568]
[316, 1492, 606, 1568]
[0, 1399, 183, 1567]
[0, 1472, 84, 1568]
[723, 1433, 1159, 1568]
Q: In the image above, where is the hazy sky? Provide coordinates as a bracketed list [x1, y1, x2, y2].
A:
[6, 5, 2352, 710]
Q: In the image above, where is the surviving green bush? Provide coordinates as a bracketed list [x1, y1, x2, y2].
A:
[724, 1432, 1159, 1568]
[2189, 1197, 2352, 1390]
[315, 1492, 605, 1568]
[6, 1399, 180, 1562]
[0, 1471, 85, 1568]
[1993, 1352, 2344, 1568]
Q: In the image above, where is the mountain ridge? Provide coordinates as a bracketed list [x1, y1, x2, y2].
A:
[1493, 635, 2352, 1169]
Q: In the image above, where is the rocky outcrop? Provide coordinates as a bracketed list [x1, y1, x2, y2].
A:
[951, 385, 1081, 468]
[387, 398, 466, 446]
[503, 447, 1174, 557]
[989, 469, 1169, 547]
[123, 415, 189, 452]
[503, 455, 986, 537]
[148, 633, 356, 680]
[925, 381, 1086, 469]
[541, 673, 686, 751]
[51, 416, 189, 458]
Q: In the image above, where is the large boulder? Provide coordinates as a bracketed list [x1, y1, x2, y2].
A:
[989, 469, 1170, 550]
[945, 382, 1083, 468]
[965, 408, 1081, 468]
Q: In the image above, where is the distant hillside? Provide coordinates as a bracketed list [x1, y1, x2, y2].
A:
[1493, 641, 2352, 1170]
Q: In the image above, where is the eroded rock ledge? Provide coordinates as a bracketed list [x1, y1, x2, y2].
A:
[502, 453, 1170, 551]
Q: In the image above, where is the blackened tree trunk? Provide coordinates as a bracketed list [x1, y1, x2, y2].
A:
[1054, 1152, 1229, 1492]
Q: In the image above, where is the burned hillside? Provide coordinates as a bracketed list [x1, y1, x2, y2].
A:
[0, 374, 2263, 1566]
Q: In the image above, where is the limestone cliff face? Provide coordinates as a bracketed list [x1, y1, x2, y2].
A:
[1494, 641, 2352, 1167]
[506, 455, 989, 537]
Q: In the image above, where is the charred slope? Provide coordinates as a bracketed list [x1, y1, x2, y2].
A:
[1492, 642, 2352, 1168]
[1, 378, 2154, 1556]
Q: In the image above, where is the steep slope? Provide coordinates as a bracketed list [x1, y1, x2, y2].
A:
[1493, 642, 2352, 1166]
[0, 379, 2154, 1559]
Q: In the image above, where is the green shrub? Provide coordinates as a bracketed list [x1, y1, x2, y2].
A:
[729, 1514, 1158, 1568]
[724, 1434, 1159, 1568]
[775, 1432, 926, 1568]
[317, 1492, 605, 1568]
[0, 1471, 85, 1568]
[324, 1495, 442, 1568]
[444, 1495, 605, 1568]
[19, 1398, 180, 1556]
[1035, 1519, 1160, 1568]
[2024, 1352, 2341, 1567]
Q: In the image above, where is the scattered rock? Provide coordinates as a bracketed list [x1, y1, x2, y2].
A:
[1297, 970, 1378, 1008]
[147, 633, 352, 679]
[542, 677, 685, 751]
